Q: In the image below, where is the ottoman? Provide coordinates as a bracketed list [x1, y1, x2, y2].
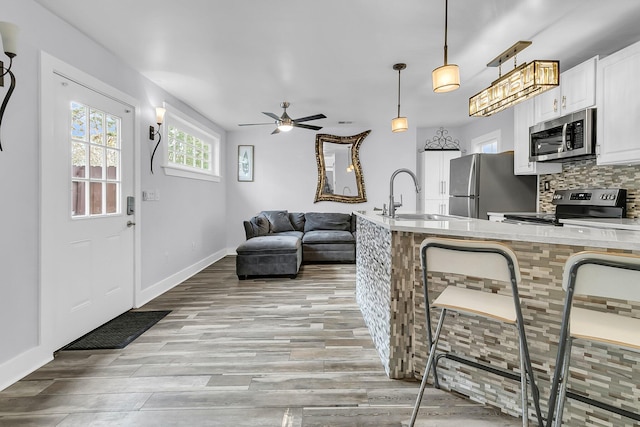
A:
[236, 235, 302, 279]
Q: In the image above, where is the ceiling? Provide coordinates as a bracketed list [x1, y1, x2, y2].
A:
[35, 0, 640, 133]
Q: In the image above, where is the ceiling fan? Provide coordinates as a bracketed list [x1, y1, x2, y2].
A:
[238, 101, 326, 134]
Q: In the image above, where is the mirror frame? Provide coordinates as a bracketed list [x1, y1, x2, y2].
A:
[314, 130, 370, 203]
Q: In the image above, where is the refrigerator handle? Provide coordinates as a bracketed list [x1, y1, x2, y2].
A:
[467, 155, 476, 197]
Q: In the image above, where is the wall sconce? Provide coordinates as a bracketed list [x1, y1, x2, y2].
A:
[0, 21, 19, 152]
[391, 63, 408, 133]
[149, 106, 166, 173]
[432, 0, 460, 93]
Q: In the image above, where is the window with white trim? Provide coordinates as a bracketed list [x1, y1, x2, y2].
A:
[471, 130, 501, 154]
[162, 103, 221, 181]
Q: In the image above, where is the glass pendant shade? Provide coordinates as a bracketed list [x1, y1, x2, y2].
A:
[155, 107, 166, 125]
[0, 21, 19, 56]
[391, 116, 408, 133]
[433, 64, 460, 93]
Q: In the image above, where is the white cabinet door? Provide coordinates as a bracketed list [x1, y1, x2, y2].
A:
[514, 99, 562, 175]
[421, 150, 459, 213]
[561, 56, 596, 114]
[440, 150, 458, 197]
[597, 40, 640, 165]
[534, 57, 597, 123]
[533, 86, 561, 123]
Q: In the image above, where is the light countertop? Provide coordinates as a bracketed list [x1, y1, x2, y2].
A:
[560, 217, 640, 231]
[354, 211, 640, 251]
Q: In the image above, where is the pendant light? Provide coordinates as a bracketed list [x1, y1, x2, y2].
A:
[469, 41, 559, 117]
[391, 63, 408, 132]
[432, 0, 460, 93]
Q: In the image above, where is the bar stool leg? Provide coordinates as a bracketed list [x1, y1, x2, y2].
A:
[518, 330, 529, 427]
[552, 338, 573, 427]
[409, 308, 447, 427]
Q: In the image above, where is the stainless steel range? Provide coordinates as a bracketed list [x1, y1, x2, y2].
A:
[503, 188, 627, 226]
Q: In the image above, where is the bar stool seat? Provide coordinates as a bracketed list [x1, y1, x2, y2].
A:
[409, 237, 543, 427]
[547, 251, 640, 426]
[570, 307, 640, 350]
[433, 286, 517, 324]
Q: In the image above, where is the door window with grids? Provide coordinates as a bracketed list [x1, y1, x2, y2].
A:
[70, 102, 122, 217]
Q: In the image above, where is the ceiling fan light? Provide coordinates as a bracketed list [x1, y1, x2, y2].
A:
[433, 64, 460, 93]
[278, 117, 293, 132]
[391, 116, 408, 133]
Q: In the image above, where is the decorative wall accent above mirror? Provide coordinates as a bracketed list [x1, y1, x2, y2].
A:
[314, 130, 370, 203]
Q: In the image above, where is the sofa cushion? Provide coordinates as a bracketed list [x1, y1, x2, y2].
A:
[289, 212, 306, 232]
[274, 230, 304, 239]
[302, 230, 355, 244]
[304, 212, 352, 232]
[261, 210, 295, 233]
[236, 235, 301, 255]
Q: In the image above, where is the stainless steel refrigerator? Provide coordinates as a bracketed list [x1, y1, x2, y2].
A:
[449, 152, 537, 219]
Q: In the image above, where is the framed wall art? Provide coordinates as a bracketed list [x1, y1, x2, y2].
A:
[237, 145, 254, 182]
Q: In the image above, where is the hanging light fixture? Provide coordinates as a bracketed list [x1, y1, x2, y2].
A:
[432, 0, 459, 93]
[469, 41, 559, 117]
[391, 63, 408, 133]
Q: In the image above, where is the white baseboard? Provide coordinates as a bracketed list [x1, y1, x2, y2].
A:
[135, 249, 228, 308]
[0, 346, 53, 392]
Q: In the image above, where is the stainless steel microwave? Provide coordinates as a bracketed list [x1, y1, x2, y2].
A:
[529, 108, 596, 162]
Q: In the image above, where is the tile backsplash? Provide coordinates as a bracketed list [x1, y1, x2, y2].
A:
[538, 159, 640, 218]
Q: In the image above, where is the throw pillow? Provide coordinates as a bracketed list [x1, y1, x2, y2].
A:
[289, 212, 306, 231]
[252, 215, 270, 236]
[261, 210, 295, 233]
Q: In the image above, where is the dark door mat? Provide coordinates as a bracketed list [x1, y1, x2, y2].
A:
[61, 310, 171, 350]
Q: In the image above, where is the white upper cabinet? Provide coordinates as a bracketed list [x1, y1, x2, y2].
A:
[421, 150, 459, 214]
[513, 99, 562, 175]
[534, 56, 597, 123]
[597, 40, 640, 165]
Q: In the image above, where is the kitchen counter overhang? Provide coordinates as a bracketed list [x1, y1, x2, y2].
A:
[354, 211, 640, 424]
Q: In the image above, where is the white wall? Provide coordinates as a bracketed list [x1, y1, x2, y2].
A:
[0, 0, 227, 388]
[226, 124, 418, 249]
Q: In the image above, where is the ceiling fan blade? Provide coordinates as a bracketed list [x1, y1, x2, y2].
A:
[263, 112, 281, 121]
[271, 128, 281, 135]
[293, 123, 323, 131]
[238, 123, 273, 126]
[293, 114, 326, 123]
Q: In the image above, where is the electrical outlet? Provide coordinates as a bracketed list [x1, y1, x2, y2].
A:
[149, 125, 156, 140]
[544, 181, 550, 191]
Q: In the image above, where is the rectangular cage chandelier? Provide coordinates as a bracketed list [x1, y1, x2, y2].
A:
[469, 41, 559, 117]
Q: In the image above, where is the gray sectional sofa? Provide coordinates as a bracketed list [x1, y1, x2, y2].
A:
[236, 210, 356, 279]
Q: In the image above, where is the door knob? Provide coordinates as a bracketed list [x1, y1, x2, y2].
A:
[127, 221, 136, 227]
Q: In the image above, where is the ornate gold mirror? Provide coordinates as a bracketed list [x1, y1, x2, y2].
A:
[314, 130, 370, 203]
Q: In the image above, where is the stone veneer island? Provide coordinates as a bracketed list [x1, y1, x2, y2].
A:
[354, 211, 640, 426]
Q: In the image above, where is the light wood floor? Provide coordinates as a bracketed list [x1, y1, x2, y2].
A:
[0, 257, 521, 426]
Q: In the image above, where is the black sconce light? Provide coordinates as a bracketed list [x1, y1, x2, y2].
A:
[149, 106, 166, 173]
[0, 21, 19, 151]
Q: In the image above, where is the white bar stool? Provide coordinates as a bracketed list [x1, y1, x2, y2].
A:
[547, 251, 640, 426]
[409, 237, 542, 427]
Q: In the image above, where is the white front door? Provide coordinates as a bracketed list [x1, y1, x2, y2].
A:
[43, 73, 135, 351]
